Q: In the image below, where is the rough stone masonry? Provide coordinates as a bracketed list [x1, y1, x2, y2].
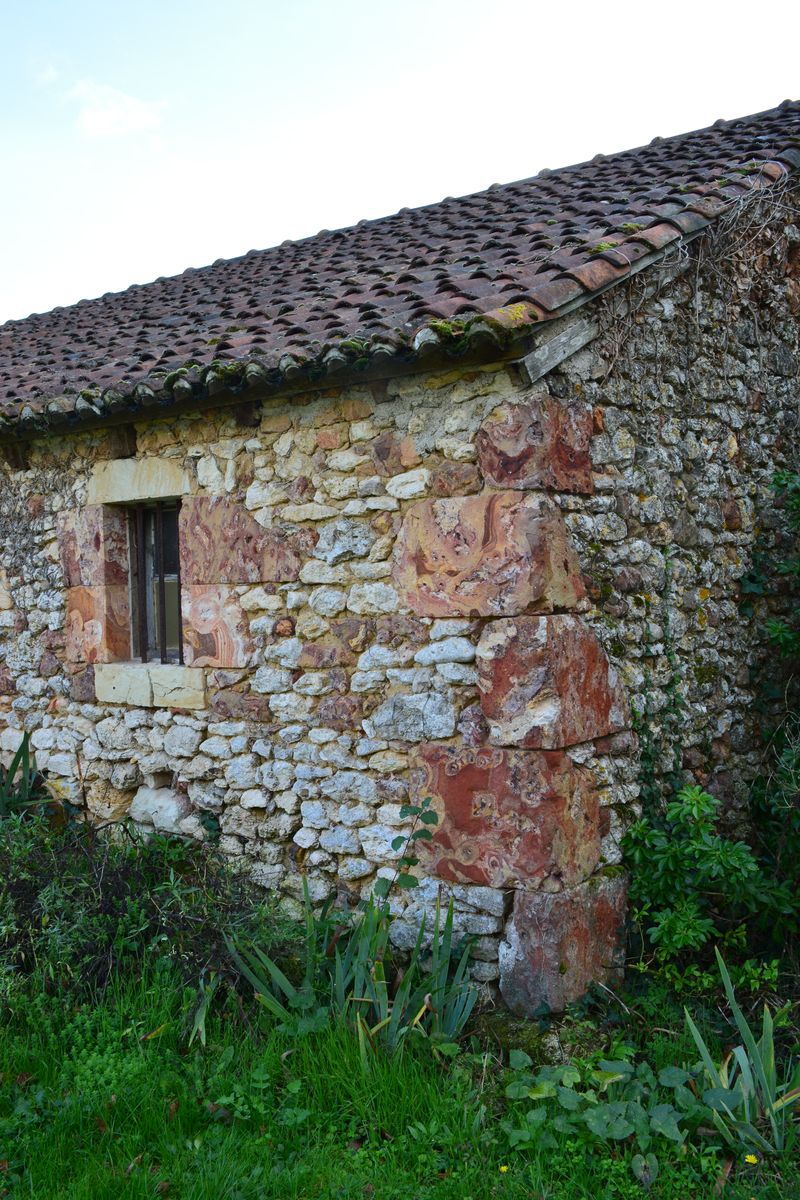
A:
[1, 112, 799, 1013]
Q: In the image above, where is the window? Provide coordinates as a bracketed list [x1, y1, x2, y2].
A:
[127, 501, 184, 664]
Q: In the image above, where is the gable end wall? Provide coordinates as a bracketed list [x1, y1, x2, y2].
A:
[1, 188, 798, 1012]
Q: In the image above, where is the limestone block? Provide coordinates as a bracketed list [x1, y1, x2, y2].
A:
[312, 518, 377, 565]
[0, 727, 25, 753]
[499, 875, 627, 1014]
[477, 397, 593, 493]
[319, 770, 377, 804]
[281, 503, 339, 522]
[225, 756, 259, 789]
[411, 744, 600, 889]
[413, 637, 475, 666]
[477, 616, 630, 749]
[385, 468, 431, 499]
[346, 582, 399, 615]
[252, 666, 293, 693]
[95, 663, 206, 709]
[87, 457, 191, 505]
[85, 780, 134, 822]
[365, 692, 456, 742]
[163, 724, 204, 758]
[149, 665, 206, 709]
[182, 585, 253, 668]
[65, 586, 130, 664]
[338, 857, 374, 880]
[179, 497, 303, 584]
[359, 823, 403, 861]
[129, 785, 192, 833]
[319, 826, 361, 854]
[309, 587, 347, 617]
[392, 493, 585, 618]
[0, 568, 13, 610]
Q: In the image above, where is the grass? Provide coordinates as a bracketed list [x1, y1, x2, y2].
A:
[2, 963, 798, 1199]
[1, 816, 798, 1198]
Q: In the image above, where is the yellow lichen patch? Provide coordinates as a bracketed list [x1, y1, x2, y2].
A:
[484, 302, 537, 329]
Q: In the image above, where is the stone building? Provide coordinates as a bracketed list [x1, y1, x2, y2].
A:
[1, 102, 799, 1013]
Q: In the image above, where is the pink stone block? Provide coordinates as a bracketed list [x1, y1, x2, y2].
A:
[392, 492, 585, 618]
[182, 585, 254, 668]
[499, 875, 627, 1014]
[58, 506, 129, 588]
[477, 397, 593, 493]
[65, 586, 131, 664]
[412, 744, 601, 889]
[477, 615, 630, 748]
[179, 497, 303, 585]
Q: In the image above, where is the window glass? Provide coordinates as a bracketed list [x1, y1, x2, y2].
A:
[128, 502, 183, 663]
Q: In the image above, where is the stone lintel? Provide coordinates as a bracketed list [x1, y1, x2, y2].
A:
[87, 457, 191, 505]
[95, 663, 207, 709]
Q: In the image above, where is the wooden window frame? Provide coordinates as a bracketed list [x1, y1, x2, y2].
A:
[127, 500, 184, 665]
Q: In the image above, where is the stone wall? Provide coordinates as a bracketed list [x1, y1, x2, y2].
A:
[1, 189, 798, 1012]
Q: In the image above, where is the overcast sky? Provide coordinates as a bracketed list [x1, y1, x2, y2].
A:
[1, 0, 797, 325]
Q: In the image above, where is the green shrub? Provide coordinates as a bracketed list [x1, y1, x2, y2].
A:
[623, 784, 788, 973]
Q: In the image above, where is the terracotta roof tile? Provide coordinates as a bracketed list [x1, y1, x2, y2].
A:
[2, 100, 799, 434]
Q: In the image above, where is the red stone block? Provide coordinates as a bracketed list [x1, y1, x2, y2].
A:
[182, 585, 253, 668]
[476, 398, 593, 494]
[499, 875, 627, 1014]
[412, 744, 601, 890]
[392, 492, 585, 618]
[209, 686, 275, 723]
[430, 460, 482, 497]
[477, 615, 629, 748]
[65, 585, 131, 664]
[316, 693, 363, 730]
[69, 666, 96, 703]
[179, 497, 303, 584]
[58, 506, 129, 588]
[368, 431, 421, 476]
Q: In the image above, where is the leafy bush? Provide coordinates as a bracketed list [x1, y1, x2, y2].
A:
[623, 784, 790, 971]
[499, 1039, 725, 1188]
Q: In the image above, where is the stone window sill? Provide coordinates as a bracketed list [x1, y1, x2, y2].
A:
[94, 662, 206, 709]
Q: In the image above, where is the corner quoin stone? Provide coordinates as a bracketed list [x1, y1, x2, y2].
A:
[392, 491, 585, 617]
[499, 874, 628, 1014]
[476, 614, 630, 748]
[476, 396, 594, 494]
[411, 743, 602, 890]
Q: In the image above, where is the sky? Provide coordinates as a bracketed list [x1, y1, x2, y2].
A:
[1, 0, 798, 325]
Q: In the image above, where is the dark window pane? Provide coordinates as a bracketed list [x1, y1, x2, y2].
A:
[128, 503, 183, 663]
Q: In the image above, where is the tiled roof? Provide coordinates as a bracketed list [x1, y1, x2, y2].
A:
[2, 100, 800, 435]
